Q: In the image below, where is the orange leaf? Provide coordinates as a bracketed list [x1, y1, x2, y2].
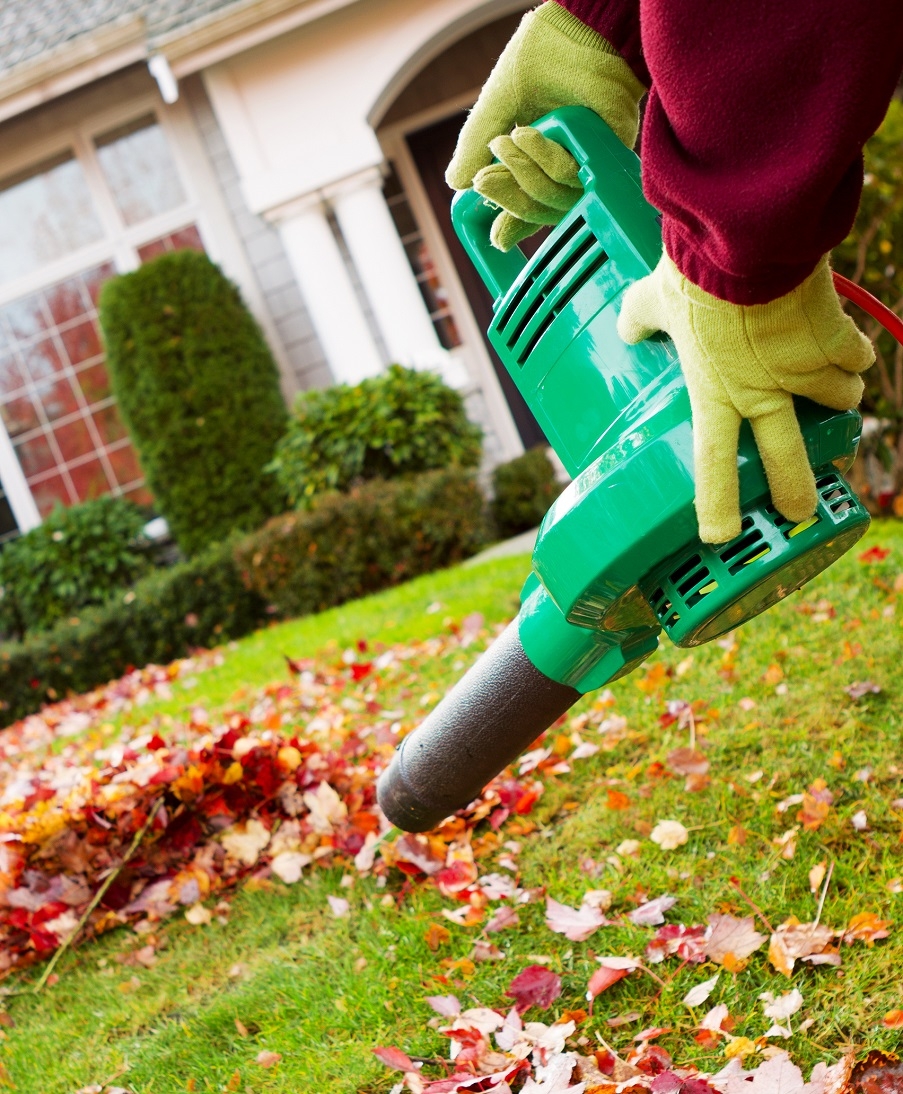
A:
[798, 795, 831, 831]
[763, 663, 784, 686]
[845, 912, 893, 946]
[727, 825, 747, 846]
[424, 923, 451, 952]
[606, 790, 631, 811]
[883, 1010, 903, 1028]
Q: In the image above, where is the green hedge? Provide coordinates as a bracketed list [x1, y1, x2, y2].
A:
[267, 364, 482, 507]
[0, 496, 150, 640]
[491, 447, 563, 539]
[0, 542, 266, 727]
[0, 469, 487, 728]
[99, 251, 288, 556]
[235, 468, 487, 618]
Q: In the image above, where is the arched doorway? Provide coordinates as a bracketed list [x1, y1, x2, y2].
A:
[373, 7, 548, 451]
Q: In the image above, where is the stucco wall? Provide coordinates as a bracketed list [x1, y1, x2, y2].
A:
[181, 73, 332, 396]
[202, 0, 526, 215]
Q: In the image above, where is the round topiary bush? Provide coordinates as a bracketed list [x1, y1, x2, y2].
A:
[267, 364, 483, 507]
[99, 251, 288, 555]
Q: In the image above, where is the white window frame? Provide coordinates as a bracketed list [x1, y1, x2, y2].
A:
[0, 91, 269, 534]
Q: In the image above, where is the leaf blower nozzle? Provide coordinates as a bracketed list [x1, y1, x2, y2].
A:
[377, 107, 884, 834]
[377, 620, 579, 832]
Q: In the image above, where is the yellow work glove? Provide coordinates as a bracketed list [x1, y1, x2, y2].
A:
[617, 255, 874, 544]
[446, 1, 646, 251]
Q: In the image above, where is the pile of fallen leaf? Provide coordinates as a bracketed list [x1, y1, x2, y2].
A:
[0, 625, 557, 976]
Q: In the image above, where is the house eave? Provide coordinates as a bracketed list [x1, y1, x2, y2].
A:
[0, 0, 361, 125]
[0, 16, 148, 125]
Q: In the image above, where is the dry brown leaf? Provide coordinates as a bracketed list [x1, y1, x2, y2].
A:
[666, 747, 710, 776]
[768, 918, 837, 976]
[844, 912, 893, 946]
[704, 913, 766, 964]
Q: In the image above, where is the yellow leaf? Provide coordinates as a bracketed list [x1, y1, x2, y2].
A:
[727, 825, 747, 846]
[223, 761, 244, 785]
[724, 1037, 757, 1059]
[768, 933, 794, 976]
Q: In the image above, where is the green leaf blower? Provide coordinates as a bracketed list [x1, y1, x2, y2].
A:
[377, 107, 894, 834]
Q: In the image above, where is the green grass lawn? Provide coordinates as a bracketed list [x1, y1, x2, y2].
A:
[4, 527, 903, 1092]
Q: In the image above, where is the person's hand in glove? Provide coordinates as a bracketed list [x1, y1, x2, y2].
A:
[617, 255, 874, 544]
[445, 1, 645, 252]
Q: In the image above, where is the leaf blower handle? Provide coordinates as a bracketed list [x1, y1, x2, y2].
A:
[376, 618, 580, 832]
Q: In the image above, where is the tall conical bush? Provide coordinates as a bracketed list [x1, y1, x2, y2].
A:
[99, 251, 287, 555]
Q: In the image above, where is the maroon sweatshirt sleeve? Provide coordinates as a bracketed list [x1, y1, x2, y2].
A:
[557, 0, 903, 305]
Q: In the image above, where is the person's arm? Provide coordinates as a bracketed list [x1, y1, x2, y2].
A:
[606, 0, 902, 541]
[575, 0, 903, 305]
[555, 0, 646, 88]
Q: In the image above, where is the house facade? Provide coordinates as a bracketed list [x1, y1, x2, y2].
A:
[0, 0, 537, 543]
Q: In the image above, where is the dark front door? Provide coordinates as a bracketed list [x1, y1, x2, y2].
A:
[406, 111, 546, 450]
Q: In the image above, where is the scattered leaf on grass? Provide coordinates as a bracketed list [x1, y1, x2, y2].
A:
[844, 912, 893, 946]
[683, 974, 720, 1008]
[373, 1045, 416, 1071]
[650, 821, 689, 850]
[506, 965, 562, 1013]
[628, 894, 677, 927]
[545, 896, 609, 941]
[255, 1050, 281, 1068]
[425, 923, 451, 951]
[705, 914, 767, 966]
[327, 895, 349, 918]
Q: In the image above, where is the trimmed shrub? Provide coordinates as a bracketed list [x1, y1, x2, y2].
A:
[235, 468, 487, 618]
[491, 447, 563, 538]
[268, 364, 482, 507]
[99, 251, 288, 556]
[0, 469, 487, 728]
[0, 496, 150, 640]
[0, 540, 267, 727]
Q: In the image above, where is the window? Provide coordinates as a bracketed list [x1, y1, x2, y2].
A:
[0, 105, 209, 528]
[0, 262, 152, 517]
[0, 154, 103, 285]
[383, 166, 462, 350]
[95, 116, 186, 226]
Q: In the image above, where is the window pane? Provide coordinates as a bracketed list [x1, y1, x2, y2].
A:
[0, 154, 103, 283]
[95, 116, 186, 226]
[0, 263, 149, 515]
[137, 224, 204, 263]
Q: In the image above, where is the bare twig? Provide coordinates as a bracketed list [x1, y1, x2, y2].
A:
[32, 795, 164, 993]
[813, 861, 834, 929]
[729, 876, 776, 935]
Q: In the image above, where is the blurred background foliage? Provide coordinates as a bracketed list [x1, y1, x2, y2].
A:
[834, 98, 903, 509]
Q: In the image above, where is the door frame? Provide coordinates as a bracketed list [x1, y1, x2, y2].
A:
[379, 95, 525, 463]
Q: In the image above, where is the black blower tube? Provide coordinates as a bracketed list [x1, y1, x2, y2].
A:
[376, 618, 581, 832]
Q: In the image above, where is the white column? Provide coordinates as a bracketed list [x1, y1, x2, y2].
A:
[330, 169, 466, 386]
[273, 199, 383, 385]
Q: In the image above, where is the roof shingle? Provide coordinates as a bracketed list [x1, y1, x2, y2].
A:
[0, 0, 248, 74]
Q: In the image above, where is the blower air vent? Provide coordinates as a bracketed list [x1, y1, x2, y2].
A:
[639, 468, 870, 647]
[494, 215, 608, 366]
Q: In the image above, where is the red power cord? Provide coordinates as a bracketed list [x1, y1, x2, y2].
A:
[832, 270, 903, 346]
